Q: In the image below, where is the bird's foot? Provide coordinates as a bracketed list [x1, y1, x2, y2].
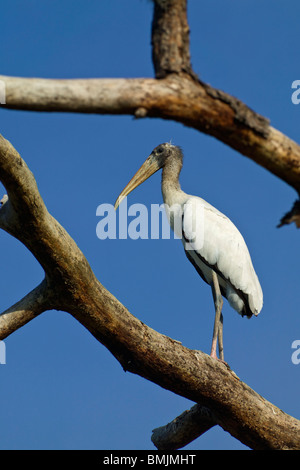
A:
[210, 350, 219, 360]
[210, 351, 229, 368]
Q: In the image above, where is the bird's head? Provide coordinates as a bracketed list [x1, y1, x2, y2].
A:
[114, 142, 182, 209]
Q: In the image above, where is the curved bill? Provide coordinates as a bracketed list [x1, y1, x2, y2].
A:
[114, 154, 160, 210]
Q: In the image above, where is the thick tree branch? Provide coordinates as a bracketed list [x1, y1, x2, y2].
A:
[1, 74, 300, 200]
[0, 133, 299, 450]
[151, 0, 193, 78]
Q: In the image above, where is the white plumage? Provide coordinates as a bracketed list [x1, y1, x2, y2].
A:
[115, 143, 263, 361]
[171, 195, 263, 318]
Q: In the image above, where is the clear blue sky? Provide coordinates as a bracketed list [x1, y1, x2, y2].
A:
[0, 0, 299, 450]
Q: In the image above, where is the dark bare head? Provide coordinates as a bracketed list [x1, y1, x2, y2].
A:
[150, 142, 183, 168]
[114, 143, 183, 209]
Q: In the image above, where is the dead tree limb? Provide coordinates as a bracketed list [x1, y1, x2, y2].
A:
[151, 404, 217, 450]
[0, 133, 299, 450]
[1, 75, 300, 200]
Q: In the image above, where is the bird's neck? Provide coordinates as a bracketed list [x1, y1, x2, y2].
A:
[161, 160, 186, 207]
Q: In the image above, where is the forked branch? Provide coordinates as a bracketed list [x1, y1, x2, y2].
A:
[0, 133, 299, 450]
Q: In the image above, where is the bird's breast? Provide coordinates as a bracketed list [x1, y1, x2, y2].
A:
[162, 186, 190, 237]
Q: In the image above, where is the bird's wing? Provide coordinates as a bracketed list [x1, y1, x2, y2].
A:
[182, 196, 263, 315]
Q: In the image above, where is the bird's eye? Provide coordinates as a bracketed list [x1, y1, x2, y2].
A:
[157, 148, 163, 154]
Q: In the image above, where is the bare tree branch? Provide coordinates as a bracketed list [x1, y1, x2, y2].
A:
[277, 199, 300, 228]
[151, 404, 217, 450]
[0, 133, 299, 450]
[0, 279, 49, 340]
[1, 74, 300, 200]
[151, 0, 193, 78]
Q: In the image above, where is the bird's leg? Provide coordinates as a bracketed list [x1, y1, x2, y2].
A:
[218, 313, 224, 361]
[210, 271, 224, 361]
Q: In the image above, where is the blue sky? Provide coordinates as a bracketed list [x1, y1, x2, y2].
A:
[0, 0, 299, 450]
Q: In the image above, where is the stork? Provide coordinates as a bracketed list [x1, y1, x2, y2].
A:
[114, 143, 263, 361]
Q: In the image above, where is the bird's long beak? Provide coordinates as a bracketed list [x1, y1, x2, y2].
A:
[114, 155, 160, 210]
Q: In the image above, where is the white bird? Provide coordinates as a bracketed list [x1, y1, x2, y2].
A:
[114, 143, 263, 361]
